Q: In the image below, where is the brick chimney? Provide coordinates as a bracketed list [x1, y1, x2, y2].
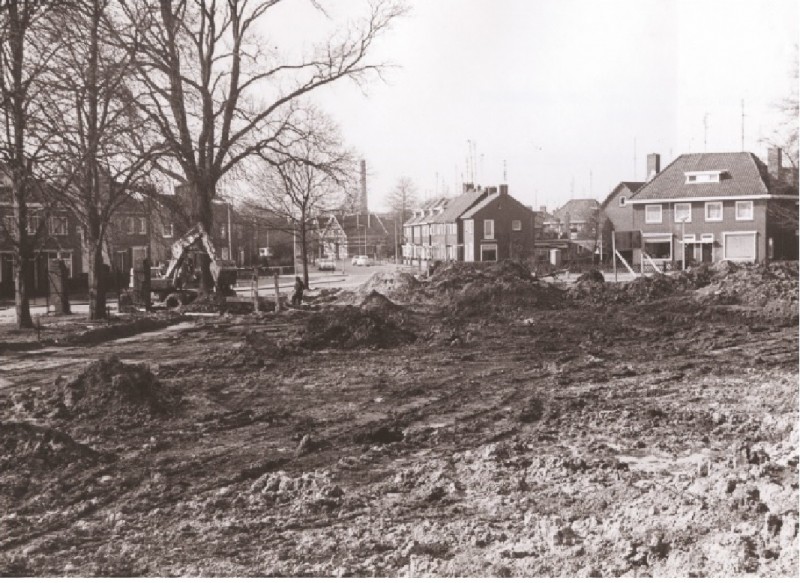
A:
[462, 182, 475, 193]
[499, 184, 508, 196]
[359, 160, 368, 214]
[646, 154, 661, 180]
[768, 147, 783, 183]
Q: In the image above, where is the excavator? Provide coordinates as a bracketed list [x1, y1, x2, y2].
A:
[150, 222, 238, 308]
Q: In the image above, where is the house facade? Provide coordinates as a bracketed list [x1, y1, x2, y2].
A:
[320, 212, 390, 260]
[629, 149, 798, 267]
[460, 185, 537, 262]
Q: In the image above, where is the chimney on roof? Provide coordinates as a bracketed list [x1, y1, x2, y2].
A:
[499, 184, 508, 196]
[487, 186, 497, 195]
[768, 147, 783, 185]
[646, 154, 661, 180]
[462, 182, 474, 193]
[539, 205, 546, 213]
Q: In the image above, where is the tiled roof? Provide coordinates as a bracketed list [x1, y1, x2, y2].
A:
[550, 199, 600, 223]
[600, 182, 645, 209]
[431, 190, 486, 223]
[629, 152, 776, 201]
[461, 193, 500, 219]
[404, 197, 449, 226]
[334, 213, 388, 236]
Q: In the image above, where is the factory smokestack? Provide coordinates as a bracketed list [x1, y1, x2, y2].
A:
[360, 160, 368, 214]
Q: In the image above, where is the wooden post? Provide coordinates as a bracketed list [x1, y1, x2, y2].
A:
[273, 271, 280, 313]
[611, 230, 618, 283]
[252, 267, 259, 313]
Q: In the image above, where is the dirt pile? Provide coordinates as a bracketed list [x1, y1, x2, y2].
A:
[423, 260, 564, 313]
[344, 271, 421, 304]
[0, 421, 97, 472]
[699, 261, 798, 312]
[58, 356, 181, 422]
[301, 306, 416, 349]
[360, 290, 402, 313]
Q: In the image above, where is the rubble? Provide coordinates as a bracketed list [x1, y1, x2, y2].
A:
[300, 306, 416, 349]
[0, 421, 97, 473]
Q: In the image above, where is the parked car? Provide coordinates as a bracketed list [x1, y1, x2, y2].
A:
[355, 255, 372, 267]
[351, 255, 364, 266]
[318, 258, 336, 271]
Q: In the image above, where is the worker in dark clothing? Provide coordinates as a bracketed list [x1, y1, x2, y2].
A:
[291, 276, 305, 306]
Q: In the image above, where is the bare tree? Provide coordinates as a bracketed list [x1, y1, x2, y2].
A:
[386, 176, 418, 226]
[0, 0, 66, 328]
[247, 112, 354, 287]
[117, 0, 404, 293]
[762, 45, 799, 170]
[38, 0, 159, 320]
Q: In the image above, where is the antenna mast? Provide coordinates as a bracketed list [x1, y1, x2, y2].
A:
[741, 99, 746, 151]
[703, 113, 709, 151]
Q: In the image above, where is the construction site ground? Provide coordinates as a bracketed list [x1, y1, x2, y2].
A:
[0, 261, 797, 576]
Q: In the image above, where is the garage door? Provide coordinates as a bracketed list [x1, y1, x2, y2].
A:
[724, 232, 756, 261]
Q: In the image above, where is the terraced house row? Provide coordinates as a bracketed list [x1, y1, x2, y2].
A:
[401, 184, 538, 267]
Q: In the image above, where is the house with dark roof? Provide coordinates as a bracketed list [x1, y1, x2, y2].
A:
[629, 148, 798, 267]
[401, 196, 449, 265]
[427, 188, 489, 261]
[459, 185, 537, 262]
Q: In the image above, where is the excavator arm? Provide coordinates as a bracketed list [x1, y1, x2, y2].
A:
[164, 223, 237, 290]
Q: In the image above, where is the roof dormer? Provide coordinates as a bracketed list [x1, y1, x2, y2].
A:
[684, 170, 727, 184]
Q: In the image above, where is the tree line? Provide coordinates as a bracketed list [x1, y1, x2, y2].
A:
[0, 0, 403, 327]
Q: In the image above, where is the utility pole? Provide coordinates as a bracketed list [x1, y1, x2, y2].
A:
[703, 113, 709, 151]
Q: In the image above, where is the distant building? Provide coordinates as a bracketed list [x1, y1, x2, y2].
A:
[629, 148, 798, 267]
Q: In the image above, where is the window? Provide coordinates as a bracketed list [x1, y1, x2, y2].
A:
[643, 240, 671, 259]
[645, 204, 662, 224]
[480, 243, 498, 262]
[162, 223, 174, 238]
[619, 196, 627, 207]
[735, 201, 753, 221]
[422, 225, 428, 237]
[49, 216, 68, 235]
[483, 219, 495, 239]
[705, 201, 723, 222]
[685, 171, 723, 184]
[674, 203, 691, 223]
[26, 215, 40, 235]
[126, 216, 136, 234]
[138, 217, 147, 235]
[723, 232, 757, 261]
[512, 220, 522, 231]
[220, 224, 227, 238]
[2, 215, 16, 235]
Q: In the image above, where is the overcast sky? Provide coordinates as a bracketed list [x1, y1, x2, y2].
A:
[266, 0, 799, 213]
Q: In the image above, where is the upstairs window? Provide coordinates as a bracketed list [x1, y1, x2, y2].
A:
[138, 217, 147, 235]
[512, 219, 522, 231]
[126, 216, 136, 234]
[49, 216, 68, 235]
[685, 170, 725, 184]
[645, 204, 662, 224]
[27, 215, 41, 235]
[163, 223, 174, 238]
[705, 201, 723, 222]
[735, 200, 753, 221]
[619, 196, 627, 207]
[674, 203, 691, 223]
[483, 219, 495, 239]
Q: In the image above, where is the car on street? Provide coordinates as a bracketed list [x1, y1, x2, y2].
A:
[318, 258, 336, 271]
[353, 255, 372, 266]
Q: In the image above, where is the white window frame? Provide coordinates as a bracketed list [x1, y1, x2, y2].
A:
[49, 216, 68, 235]
[512, 219, 522, 231]
[735, 200, 753, 221]
[26, 215, 40, 235]
[645, 204, 663, 224]
[483, 219, 495, 239]
[126, 216, 136, 234]
[674, 203, 691, 224]
[722, 231, 757, 262]
[705, 201, 723, 222]
[480, 243, 498, 262]
[162, 223, 174, 238]
[138, 217, 147, 235]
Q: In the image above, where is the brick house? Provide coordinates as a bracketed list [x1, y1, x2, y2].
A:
[629, 149, 798, 267]
[0, 169, 84, 297]
[428, 188, 488, 261]
[401, 197, 449, 265]
[460, 185, 537, 262]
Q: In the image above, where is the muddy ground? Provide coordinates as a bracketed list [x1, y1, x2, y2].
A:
[0, 261, 797, 576]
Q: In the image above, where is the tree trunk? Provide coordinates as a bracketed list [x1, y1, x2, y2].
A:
[87, 238, 106, 320]
[193, 182, 215, 295]
[300, 217, 309, 288]
[14, 250, 33, 329]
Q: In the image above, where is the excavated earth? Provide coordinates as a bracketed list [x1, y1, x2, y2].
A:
[0, 261, 797, 576]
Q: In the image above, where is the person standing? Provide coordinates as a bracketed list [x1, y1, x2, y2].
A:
[291, 276, 305, 306]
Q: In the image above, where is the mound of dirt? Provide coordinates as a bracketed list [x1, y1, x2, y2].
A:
[60, 356, 181, 422]
[0, 421, 97, 472]
[301, 306, 416, 349]
[576, 269, 605, 284]
[348, 271, 421, 303]
[359, 290, 402, 313]
[702, 261, 798, 306]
